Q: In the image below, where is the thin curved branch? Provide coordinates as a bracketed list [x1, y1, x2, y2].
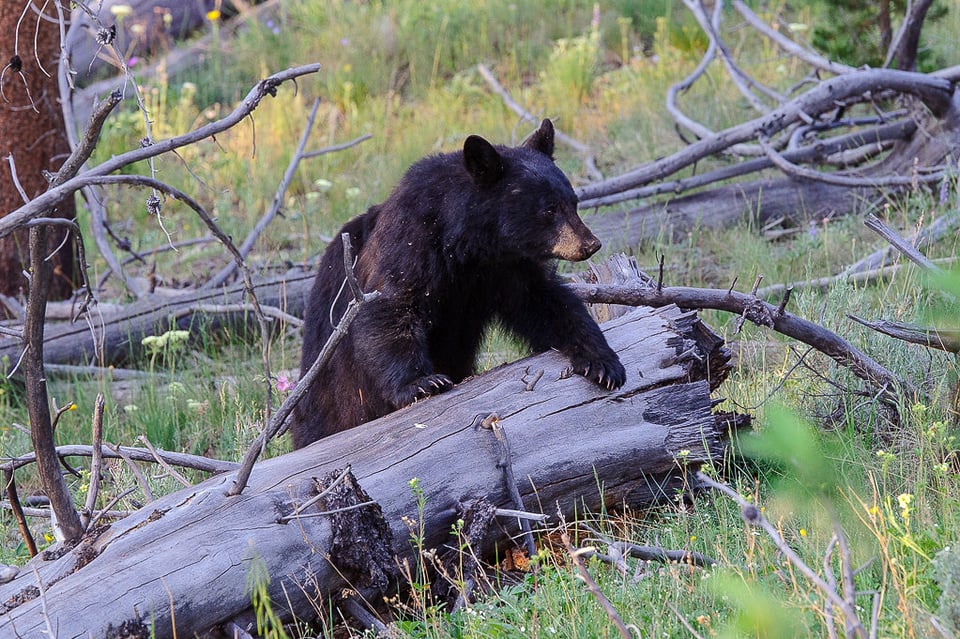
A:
[0, 63, 323, 238]
[476, 63, 603, 180]
[732, 0, 856, 77]
[685, 0, 784, 113]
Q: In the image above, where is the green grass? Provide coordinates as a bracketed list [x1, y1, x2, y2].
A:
[3, 0, 960, 636]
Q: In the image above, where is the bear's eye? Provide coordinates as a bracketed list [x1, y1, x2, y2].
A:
[541, 207, 557, 219]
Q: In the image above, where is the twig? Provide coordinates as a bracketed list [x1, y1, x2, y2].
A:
[843, 212, 959, 276]
[848, 315, 960, 353]
[81, 393, 105, 529]
[862, 214, 942, 273]
[696, 471, 867, 639]
[560, 525, 633, 639]
[86, 487, 137, 530]
[188, 303, 303, 329]
[4, 468, 37, 557]
[227, 233, 379, 496]
[732, 0, 856, 76]
[277, 465, 353, 523]
[4, 153, 30, 205]
[684, 0, 783, 113]
[755, 257, 957, 298]
[0, 444, 237, 475]
[757, 135, 947, 189]
[138, 437, 192, 488]
[340, 594, 389, 635]
[494, 508, 549, 522]
[111, 444, 154, 502]
[481, 414, 537, 558]
[205, 97, 329, 289]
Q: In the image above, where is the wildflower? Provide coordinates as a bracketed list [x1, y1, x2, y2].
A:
[110, 4, 133, 18]
[799, 528, 807, 537]
[127, 56, 139, 68]
[206, 9, 221, 21]
[275, 375, 295, 393]
[898, 493, 914, 510]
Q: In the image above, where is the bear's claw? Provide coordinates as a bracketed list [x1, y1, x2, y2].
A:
[399, 373, 454, 406]
[571, 354, 626, 391]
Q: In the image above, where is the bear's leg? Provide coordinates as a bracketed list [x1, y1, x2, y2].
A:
[496, 265, 626, 390]
[351, 296, 454, 409]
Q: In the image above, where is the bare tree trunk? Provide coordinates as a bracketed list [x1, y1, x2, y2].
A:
[0, 0, 76, 305]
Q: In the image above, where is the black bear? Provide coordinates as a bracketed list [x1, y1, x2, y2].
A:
[290, 119, 625, 448]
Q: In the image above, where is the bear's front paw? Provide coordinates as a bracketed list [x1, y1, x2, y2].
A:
[570, 354, 626, 391]
[395, 374, 454, 407]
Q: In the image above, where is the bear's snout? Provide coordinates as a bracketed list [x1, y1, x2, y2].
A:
[551, 219, 602, 261]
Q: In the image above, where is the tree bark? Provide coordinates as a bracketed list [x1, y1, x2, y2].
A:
[0, 304, 734, 637]
[0, 0, 76, 304]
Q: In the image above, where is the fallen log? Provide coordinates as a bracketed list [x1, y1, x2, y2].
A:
[0, 304, 734, 637]
[0, 271, 314, 373]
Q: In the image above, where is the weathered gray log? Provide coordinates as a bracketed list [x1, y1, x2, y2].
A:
[0, 304, 732, 637]
[0, 271, 314, 372]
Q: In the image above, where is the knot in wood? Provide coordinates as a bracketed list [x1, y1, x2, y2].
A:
[742, 299, 775, 328]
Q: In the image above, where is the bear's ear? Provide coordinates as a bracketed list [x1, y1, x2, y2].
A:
[522, 119, 555, 159]
[463, 135, 504, 185]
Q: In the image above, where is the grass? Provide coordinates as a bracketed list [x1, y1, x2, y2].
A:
[2, 0, 960, 636]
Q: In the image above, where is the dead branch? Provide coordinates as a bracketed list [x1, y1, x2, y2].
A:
[862, 214, 942, 273]
[206, 97, 317, 289]
[23, 225, 84, 543]
[732, 1, 855, 76]
[227, 234, 379, 496]
[0, 63, 323, 237]
[569, 277, 914, 403]
[0, 444, 239, 475]
[848, 316, 960, 354]
[560, 526, 633, 639]
[578, 68, 952, 203]
[696, 471, 867, 639]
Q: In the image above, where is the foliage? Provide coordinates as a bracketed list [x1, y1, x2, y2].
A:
[808, 0, 949, 71]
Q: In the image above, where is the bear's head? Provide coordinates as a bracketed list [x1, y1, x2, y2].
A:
[463, 119, 601, 263]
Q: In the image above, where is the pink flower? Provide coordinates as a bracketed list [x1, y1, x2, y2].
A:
[276, 375, 295, 393]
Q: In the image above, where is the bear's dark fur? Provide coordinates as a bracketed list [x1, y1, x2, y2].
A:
[290, 119, 625, 448]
